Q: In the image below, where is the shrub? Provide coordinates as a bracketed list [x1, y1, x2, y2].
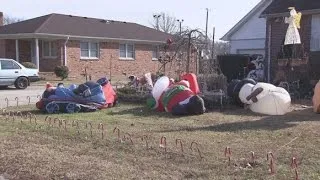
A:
[197, 73, 228, 92]
[54, 66, 69, 80]
[21, 62, 37, 69]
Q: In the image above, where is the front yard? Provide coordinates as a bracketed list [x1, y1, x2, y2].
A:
[0, 103, 319, 179]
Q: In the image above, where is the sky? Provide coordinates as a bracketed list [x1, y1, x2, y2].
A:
[2, 0, 261, 40]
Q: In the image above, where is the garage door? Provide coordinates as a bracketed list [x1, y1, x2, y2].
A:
[237, 49, 265, 56]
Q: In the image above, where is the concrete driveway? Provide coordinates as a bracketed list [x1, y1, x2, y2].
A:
[0, 86, 44, 108]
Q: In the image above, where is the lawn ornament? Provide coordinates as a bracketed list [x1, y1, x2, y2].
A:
[36, 77, 117, 114]
[247, 55, 265, 82]
[227, 78, 257, 106]
[128, 72, 154, 90]
[285, 7, 301, 45]
[238, 81, 291, 115]
[98, 77, 118, 108]
[181, 73, 200, 94]
[148, 73, 205, 115]
[312, 80, 320, 113]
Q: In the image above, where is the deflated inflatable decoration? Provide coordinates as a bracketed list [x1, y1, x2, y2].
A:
[313, 80, 320, 113]
[36, 77, 117, 114]
[147, 73, 205, 116]
[229, 79, 291, 115]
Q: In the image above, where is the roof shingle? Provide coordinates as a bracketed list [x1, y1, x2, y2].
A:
[262, 0, 320, 16]
[0, 13, 171, 42]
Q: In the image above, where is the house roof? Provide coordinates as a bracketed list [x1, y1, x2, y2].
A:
[0, 13, 171, 43]
[220, 0, 271, 41]
[261, 0, 320, 17]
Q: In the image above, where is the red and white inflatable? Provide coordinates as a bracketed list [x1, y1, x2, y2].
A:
[148, 73, 205, 116]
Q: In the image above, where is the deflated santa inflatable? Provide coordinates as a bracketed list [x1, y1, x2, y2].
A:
[229, 78, 292, 115]
[147, 73, 205, 116]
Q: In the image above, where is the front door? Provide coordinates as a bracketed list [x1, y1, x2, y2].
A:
[0, 60, 23, 85]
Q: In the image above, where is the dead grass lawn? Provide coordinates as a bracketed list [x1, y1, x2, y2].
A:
[0, 103, 320, 180]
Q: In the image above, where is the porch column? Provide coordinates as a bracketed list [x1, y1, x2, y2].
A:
[15, 39, 19, 62]
[35, 38, 40, 70]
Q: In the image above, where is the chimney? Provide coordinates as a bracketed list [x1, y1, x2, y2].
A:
[0, 12, 3, 26]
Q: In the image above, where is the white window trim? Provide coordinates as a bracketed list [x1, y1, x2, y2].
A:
[152, 45, 159, 61]
[80, 42, 100, 60]
[42, 41, 57, 59]
[119, 43, 135, 60]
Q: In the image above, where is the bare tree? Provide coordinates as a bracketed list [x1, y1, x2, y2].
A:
[3, 15, 23, 25]
[212, 41, 230, 57]
[151, 12, 178, 34]
[157, 28, 207, 75]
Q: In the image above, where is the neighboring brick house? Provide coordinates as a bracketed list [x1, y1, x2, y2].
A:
[0, 12, 5, 57]
[261, 0, 320, 83]
[0, 13, 197, 80]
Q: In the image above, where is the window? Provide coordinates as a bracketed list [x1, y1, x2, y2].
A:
[119, 44, 135, 59]
[152, 45, 159, 60]
[80, 42, 99, 59]
[311, 15, 320, 51]
[42, 41, 57, 58]
[1, 60, 20, 70]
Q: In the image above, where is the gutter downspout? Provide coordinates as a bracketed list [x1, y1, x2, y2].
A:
[64, 36, 70, 66]
[267, 22, 271, 83]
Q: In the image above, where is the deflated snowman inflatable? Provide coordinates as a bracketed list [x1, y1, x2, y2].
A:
[232, 79, 292, 115]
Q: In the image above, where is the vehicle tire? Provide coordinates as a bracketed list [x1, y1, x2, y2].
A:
[66, 103, 81, 113]
[15, 77, 29, 89]
[46, 102, 60, 114]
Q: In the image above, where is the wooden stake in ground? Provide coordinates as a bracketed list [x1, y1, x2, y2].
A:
[26, 96, 31, 105]
[98, 123, 104, 139]
[113, 127, 121, 142]
[123, 133, 134, 145]
[63, 119, 67, 131]
[190, 141, 203, 160]
[5, 97, 9, 107]
[16, 111, 23, 123]
[224, 147, 231, 165]
[15, 97, 19, 107]
[250, 151, 255, 165]
[141, 135, 149, 149]
[267, 152, 275, 174]
[175, 139, 184, 154]
[88, 122, 92, 137]
[160, 136, 167, 154]
[291, 157, 299, 180]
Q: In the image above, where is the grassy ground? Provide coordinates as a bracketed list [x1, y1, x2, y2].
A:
[0, 103, 320, 180]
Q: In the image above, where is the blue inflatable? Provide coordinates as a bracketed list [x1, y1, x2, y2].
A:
[37, 81, 107, 114]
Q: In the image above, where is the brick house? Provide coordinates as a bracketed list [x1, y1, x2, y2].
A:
[261, 0, 320, 84]
[0, 13, 196, 80]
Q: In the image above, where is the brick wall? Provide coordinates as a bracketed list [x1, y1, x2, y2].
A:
[66, 40, 196, 80]
[4, 39, 63, 71]
[266, 15, 312, 82]
[0, 40, 5, 58]
[5, 39, 32, 62]
[0, 12, 5, 57]
[39, 40, 64, 72]
[19, 40, 31, 62]
[5, 40, 16, 59]
[2, 38, 197, 80]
